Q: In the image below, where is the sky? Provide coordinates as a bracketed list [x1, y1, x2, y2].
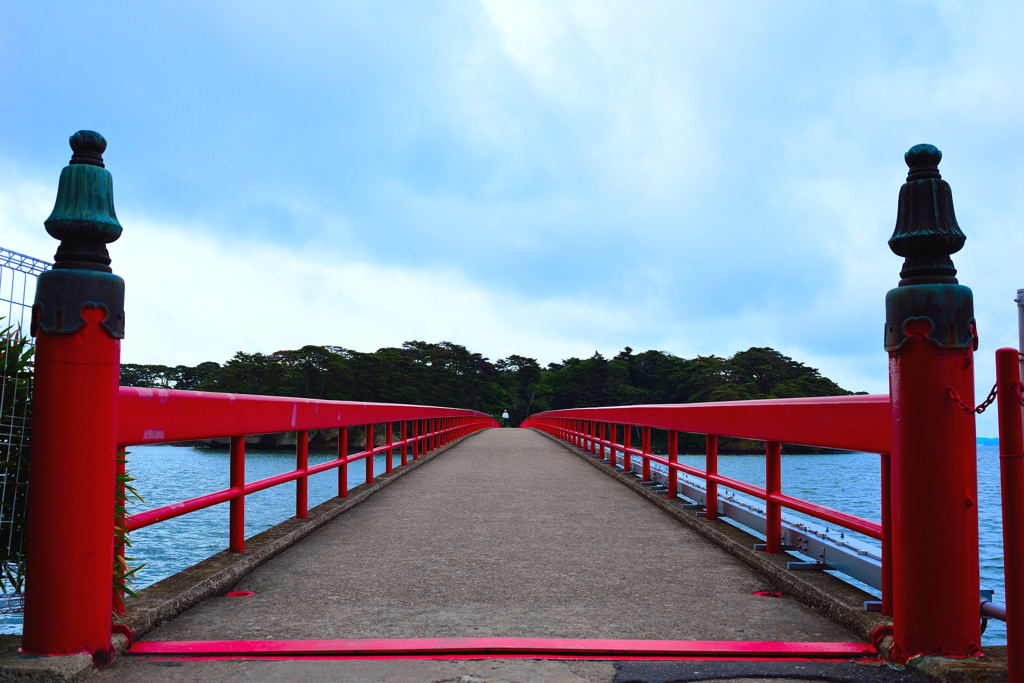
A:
[2, 1, 1023, 434]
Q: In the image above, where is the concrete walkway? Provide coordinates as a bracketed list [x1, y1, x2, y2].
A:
[97, 428, 875, 681]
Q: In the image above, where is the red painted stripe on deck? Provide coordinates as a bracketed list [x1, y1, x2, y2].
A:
[141, 654, 884, 663]
[129, 637, 876, 659]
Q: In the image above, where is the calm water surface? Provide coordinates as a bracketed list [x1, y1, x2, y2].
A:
[1, 441, 1010, 645]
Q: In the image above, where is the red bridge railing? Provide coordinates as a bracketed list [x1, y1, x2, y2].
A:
[522, 396, 890, 532]
[114, 387, 494, 610]
[117, 388, 493, 539]
[521, 395, 892, 605]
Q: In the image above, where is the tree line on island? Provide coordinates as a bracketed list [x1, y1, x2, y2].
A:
[121, 343, 858, 452]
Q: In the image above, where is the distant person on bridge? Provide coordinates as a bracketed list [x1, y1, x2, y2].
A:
[501, 410, 510, 427]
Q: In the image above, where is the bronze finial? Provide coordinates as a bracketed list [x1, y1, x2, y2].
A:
[888, 144, 965, 286]
[44, 130, 122, 271]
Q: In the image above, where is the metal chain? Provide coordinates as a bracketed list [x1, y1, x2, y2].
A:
[1014, 381, 1024, 407]
[946, 384, 998, 414]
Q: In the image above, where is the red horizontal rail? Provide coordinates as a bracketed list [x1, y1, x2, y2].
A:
[126, 487, 241, 530]
[117, 386, 492, 446]
[525, 394, 890, 453]
[707, 472, 766, 500]
[596, 435, 881, 538]
[771, 493, 881, 539]
[129, 637, 876, 658]
[124, 419, 492, 532]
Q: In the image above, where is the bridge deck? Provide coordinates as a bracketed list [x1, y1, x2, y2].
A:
[135, 429, 853, 641]
[98, 428, 871, 680]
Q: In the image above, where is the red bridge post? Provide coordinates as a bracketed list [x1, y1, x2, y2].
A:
[995, 347, 1024, 679]
[884, 145, 981, 661]
[22, 132, 125, 660]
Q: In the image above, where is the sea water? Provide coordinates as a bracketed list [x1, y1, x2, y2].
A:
[0, 442, 1011, 646]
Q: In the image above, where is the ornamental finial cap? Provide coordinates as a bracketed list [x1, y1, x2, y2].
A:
[69, 130, 107, 167]
[44, 130, 122, 271]
[905, 143, 940, 172]
[888, 143, 965, 286]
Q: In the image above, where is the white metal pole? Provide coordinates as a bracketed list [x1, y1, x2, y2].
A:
[1016, 289, 1024, 421]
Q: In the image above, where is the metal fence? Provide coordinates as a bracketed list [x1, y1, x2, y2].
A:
[0, 246, 50, 599]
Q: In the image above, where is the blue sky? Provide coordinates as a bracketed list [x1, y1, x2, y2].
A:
[2, 1, 1023, 433]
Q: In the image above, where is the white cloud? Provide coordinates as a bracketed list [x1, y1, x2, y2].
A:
[459, 1, 718, 200]
[0, 172, 635, 368]
[6, 0, 1023, 438]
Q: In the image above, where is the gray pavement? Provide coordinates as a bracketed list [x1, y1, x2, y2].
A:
[97, 428, 868, 681]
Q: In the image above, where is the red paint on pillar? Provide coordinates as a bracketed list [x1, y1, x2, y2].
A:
[765, 442, 782, 553]
[880, 451, 892, 616]
[667, 431, 678, 500]
[412, 420, 420, 460]
[641, 427, 651, 482]
[22, 309, 119, 657]
[623, 427, 632, 474]
[296, 431, 308, 518]
[996, 347, 1024, 680]
[705, 435, 719, 520]
[338, 427, 349, 497]
[365, 425, 375, 485]
[230, 436, 246, 551]
[400, 422, 408, 466]
[888, 338, 981, 661]
[607, 424, 617, 465]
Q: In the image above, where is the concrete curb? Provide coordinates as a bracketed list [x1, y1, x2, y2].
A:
[0, 430, 484, 680]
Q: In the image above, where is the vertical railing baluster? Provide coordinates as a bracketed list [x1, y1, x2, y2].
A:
[765, 441, 781, 552]
[607, 424, 616, 465]
[365, 424, 375, 485]
[413, 419, 420, 460]
[338, 426, 349, 498]
[705, 435, 719, 520]
[385, 422, 394, 474]
[296, 430, 309, 518]
[623, 425, 632, 473]
[230, 436, 246, 550]
[401, 421, 408, 466]
[667, 431, 678, 500]
[641, 426, 651, 482]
